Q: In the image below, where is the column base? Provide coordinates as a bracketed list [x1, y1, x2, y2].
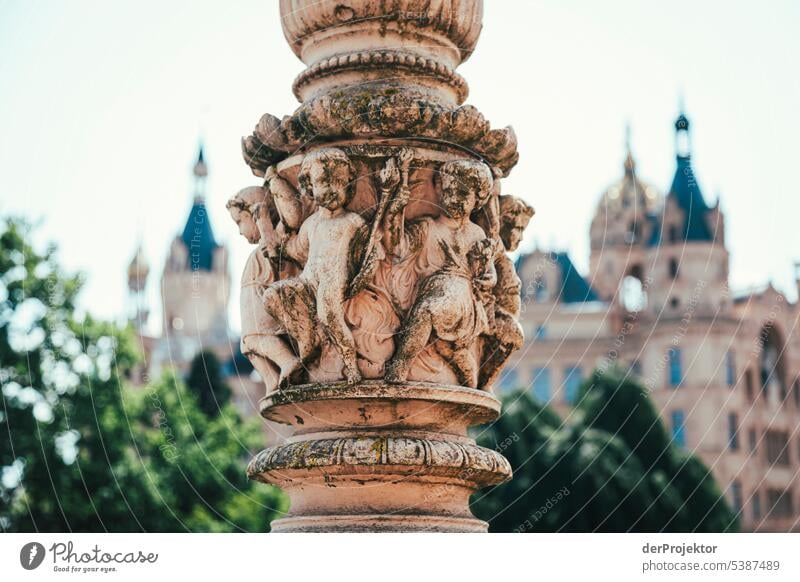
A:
[270, 514, 488, 533]
[248, 381, 511, 533]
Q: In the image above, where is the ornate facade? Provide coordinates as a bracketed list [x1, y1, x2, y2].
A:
[510, 112, 800, 532]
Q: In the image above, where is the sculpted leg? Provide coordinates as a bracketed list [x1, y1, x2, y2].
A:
[478, 316, 524, 389]
[242, 336, 280, 393]
[317, 290, 361, 385]
[385, 306, 433, 383]
[436, 342, 479, 388]
[262, 282, 314, 387]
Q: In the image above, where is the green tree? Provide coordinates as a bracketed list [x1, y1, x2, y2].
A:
[186, 351, 232, 418]
[471, 368, 738, 532]
[1, 217, 287, 531]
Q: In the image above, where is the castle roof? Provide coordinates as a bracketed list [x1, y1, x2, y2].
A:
[665, 111, 714, 243]
[552, 252, 600, 303]
[666, 155, 714, 242]
[180, 143, 218, 271]
[516, 251, 600, 304]
[180, 200, 218, 271]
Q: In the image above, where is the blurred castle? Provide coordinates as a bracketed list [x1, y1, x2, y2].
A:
[510, 111, 800, 532]
[124, 145, 261, 416]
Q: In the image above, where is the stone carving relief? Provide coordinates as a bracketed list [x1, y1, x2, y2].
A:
[230, 146, 533, 393]
[241, 0, 523, 533]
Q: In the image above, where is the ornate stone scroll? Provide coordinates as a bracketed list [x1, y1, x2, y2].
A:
[231, 0, 532, 532]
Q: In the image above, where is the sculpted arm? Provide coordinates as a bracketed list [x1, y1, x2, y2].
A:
[266, 166, 306, 231]
[280, 215, 311, 266]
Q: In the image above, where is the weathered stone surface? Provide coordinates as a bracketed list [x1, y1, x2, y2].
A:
[230, 0, 531, 532]
[247, 382, 511, 533]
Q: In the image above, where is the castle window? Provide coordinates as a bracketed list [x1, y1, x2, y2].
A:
[668, 224, 680, 243]
[669, 258, 679, 279]
[533, 276, 549, 302]
[670, 410, 686, 448]
[727, 412, 739, 451]
[794, 379, 800, 409]
[531, 367, 551, 403]
[731, 481, 743, 515]
[752, 490, 762, 520]
[745, 368, 755, 400]
[670, 297, 680, 309]
[563, 365, 583, 405]
[767, 489, 794, 518]
[765, 430, 790, 466]
[534, 325, 547, 340]
[748, 429, 758, 453]
[725, 350, 736, 387]
[499, 369, 519, 392]
[621, 275, 647, 312]
[626, 220, 639, 244]
[759, 324, 786, 403]
[668, 348, 683, 387]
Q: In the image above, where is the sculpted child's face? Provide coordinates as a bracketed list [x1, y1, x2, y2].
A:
[440, 171, 477, 220]
[235, 209, 259, 244]
[502, 223, 524, 252]
[310, 158, 351, 210]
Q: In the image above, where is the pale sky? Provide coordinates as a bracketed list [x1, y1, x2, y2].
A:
[1, 0, 798, 334]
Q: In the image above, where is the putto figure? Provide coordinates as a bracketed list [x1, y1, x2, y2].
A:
[226, 186, 298, 394]
[384, 159, 497, 387]
[261, 147, 365, 386]
[478, 195, 535, 388]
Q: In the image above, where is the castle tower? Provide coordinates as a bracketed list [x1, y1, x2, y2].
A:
[588, 127, 662, 308]
[645, 110, 730, 315]
[157, 144, 230, 369]
[126, 243, 150, 331]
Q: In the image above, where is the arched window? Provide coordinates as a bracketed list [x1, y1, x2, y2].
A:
[759, 324, 786, 404]
[620, 264, 647, 312]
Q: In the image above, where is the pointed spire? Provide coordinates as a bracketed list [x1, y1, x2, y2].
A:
[674, 103, 692, 159]
[127, 243, 149, 293]
[192, 141, 208, 202]
[623, 121, 635, 174]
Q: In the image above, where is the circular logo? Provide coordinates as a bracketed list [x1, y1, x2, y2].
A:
[19, 542, 46, 570]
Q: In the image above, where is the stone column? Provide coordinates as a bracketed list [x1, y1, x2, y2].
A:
[231, 0, 533, 532]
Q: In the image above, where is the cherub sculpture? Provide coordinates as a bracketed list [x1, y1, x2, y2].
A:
[478, 195, 535, 388]
[261, 148, 365, 386]
[226, 186, 298, 394]
[383, 158, 497, 388]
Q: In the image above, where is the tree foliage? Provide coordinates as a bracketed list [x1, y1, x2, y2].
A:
[1, 217, 287, 531]
[471, 368, 738, 532]
[186, 351, 232, 418]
